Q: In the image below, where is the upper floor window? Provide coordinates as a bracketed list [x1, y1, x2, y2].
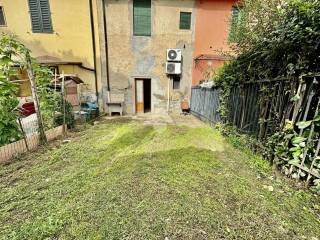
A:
[180, 12, 191, 30]
[229, 6, 241, 42]
[0, 7, 6, 26]
[133, 0, 151, 36]
[28, 0, 53, 33]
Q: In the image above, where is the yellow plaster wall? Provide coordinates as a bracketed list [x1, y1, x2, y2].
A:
[0, 0, 102, 100]
[16, 70, 31, 97]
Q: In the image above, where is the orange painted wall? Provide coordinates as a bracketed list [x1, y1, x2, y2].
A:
[193, 0, 237, 86]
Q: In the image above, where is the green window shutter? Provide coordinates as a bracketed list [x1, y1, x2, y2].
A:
[28, 0, 42, 32]
[180, 12, 191, 30]
[39, 0, 53, 33]
[133, 0, 151, 36]
[28, 0, 53, 33]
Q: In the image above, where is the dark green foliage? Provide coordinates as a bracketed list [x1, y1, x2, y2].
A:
[0, 82, 20, 146]
[0, 35, 25, 146]
[215, 0, 320, 188]
[54, 98, 75, 128]
[33, 64, 60, 130]
[215, 0, 320, 124]
[0, 34, 74, 146]
[216, 0, 320, 86]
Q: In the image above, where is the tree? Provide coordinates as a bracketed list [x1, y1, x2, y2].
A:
[216, 0, 320, 84]
[230, 0, 285, 53]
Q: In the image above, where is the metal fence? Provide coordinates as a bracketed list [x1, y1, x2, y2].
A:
[227, 78, 298, 140]
[190, 76, 320, 183]
[190, 86, 221, 124]
[226, 77, 319, 140]
[191, 78, 319, 139]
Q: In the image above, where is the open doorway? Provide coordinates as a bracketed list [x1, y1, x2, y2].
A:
[143, 79, 151, 113]
[135, 78, 151, 114]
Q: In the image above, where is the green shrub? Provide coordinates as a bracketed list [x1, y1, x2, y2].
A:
[0, 35, 23, 146]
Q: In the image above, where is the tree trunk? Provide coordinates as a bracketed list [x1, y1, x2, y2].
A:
[26, 53, 48, 145]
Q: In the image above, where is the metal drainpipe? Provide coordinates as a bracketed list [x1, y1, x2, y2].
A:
[89, 0, 99, 104]
[102, 0, 111, 93]
[167, 76, 171, 114]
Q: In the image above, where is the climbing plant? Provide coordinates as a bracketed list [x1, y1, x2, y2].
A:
[0, 34, 70, 146]
[0, 35, 24, 146]
[33, 64, 60, 130]
[269, 116, 320, 174]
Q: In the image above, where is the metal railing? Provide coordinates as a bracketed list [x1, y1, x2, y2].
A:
[190, 86, 221, 124]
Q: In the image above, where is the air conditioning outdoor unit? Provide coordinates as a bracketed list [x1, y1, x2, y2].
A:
[166, 62, 182, 75]
[167, 49, 182, 62]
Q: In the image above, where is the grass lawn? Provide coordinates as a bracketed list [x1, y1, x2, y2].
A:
[0, 118, 319, 239]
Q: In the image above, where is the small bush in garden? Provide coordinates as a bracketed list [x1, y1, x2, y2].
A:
[0, 82, 21, 146]
[268, 116, 320, 188]
[54, 98, 75, 129]
[0, 35, 23, 146]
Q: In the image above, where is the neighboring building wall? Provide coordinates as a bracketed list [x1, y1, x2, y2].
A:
[192, 0, 236, 86]
[0, 0, 104, 106]
[104, 0, 196, 114]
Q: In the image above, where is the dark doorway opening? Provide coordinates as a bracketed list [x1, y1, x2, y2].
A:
[173, 75, 181, 90]
[144, 79, 151, 113]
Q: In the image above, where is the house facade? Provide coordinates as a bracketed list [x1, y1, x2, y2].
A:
[192, 0, 237, 86]
[0, 0, 238, 114]
[103, 0, 196, 114]
[0, 0, 105, 107]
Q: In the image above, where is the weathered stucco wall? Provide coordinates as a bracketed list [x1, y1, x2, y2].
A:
[192, 0, 236, 86]
[105, 0, 196, 114]
[0, 0, 102, 102]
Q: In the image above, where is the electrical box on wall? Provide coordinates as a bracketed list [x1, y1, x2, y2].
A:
[167, 49, 182, 62]
[166, 62, 182, 75]
[166, 49, 182, 75]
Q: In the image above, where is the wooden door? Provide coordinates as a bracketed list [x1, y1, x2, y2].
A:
[135, 79, 144, 113]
